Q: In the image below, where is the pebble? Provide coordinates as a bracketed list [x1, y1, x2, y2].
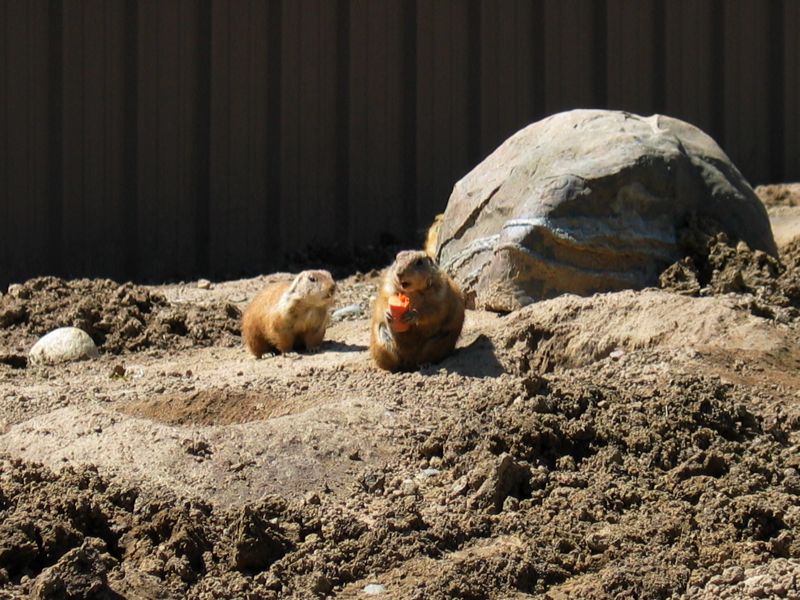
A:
[418, 468, 441, 479]
[332, 304, 364, 321]
[400, 479, 418, 496]
[360, 470, 386, 494]
[363, 583, 386, 595]
[29, 327, 99, 366]
[197, 278, 212, 289]
[451, 476, 469, 496]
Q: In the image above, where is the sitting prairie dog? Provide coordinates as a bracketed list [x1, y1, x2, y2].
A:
[370, 250, 465, 371]
[242, 270, 336, 357]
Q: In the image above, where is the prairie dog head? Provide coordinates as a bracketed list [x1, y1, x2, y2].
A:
[286, 269, 337, 308]
[390, 250, 438, 293]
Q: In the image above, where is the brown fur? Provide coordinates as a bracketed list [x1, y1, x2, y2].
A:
[242, 270, 336, 357]
[370, 250, 465, 371]
[424, 213, 444, 259]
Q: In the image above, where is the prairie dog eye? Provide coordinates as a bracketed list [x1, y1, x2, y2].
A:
[415, 258, 424, 267]
[308, 275, 317, 283]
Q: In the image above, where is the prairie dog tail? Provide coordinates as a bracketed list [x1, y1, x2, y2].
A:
[424, 213, 444, 260]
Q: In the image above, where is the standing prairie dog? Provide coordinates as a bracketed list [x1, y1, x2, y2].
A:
[370, 250, 465, 371]
[242, 270, 336, 357]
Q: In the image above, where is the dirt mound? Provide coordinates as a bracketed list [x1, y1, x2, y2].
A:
[780, 237, 800, 299]
[0, 277, 241, 357]
[0, 456, 308, 598]
[492, 289, 786, 375]
[659, 216, 800, 320]
[757, 183, 800, 249]
[411, 367, 800, 599]
[755, 183, 800, 208]
[2, 358, 799, 598]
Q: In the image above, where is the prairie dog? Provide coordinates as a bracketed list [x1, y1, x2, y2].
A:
[242, 270, 336, 357]
[370, 250, 465, 371]
[424, 213, 444, 259]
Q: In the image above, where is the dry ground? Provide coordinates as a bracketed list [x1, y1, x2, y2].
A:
[0, 186, 799, 599]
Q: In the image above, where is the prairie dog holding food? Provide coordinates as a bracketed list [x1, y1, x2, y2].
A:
[370, 250, 465, 371]
[242, 270, 336, 357]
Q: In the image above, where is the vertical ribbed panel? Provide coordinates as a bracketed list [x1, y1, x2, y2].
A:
[0, 0, 794, 287]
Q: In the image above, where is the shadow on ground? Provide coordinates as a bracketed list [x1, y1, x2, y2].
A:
[435, 334, 506, 378]
[320, 340, 368, 353]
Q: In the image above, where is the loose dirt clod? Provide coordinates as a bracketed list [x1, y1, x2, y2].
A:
[659, 215, 800, 319]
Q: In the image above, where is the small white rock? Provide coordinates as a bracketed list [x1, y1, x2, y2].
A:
[418, 468, 441, 479]
[197, 278, 212, 290]
[332, 304, 363, 321]
[29, 327, 99, 366]
[609, 349, 625, 360]
[400, 479, 418, 496]
[363, 583, 386, 595]
[451, 476, 469, 496]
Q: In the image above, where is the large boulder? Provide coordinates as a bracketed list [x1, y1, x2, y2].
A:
[435, 109, 778, 311]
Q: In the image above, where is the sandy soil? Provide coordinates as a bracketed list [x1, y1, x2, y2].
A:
[758, 183, 800, 248]
[1, 188, 800, 599]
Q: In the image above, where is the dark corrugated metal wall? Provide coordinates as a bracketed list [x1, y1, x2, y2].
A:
[0, 0, 796, 287]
